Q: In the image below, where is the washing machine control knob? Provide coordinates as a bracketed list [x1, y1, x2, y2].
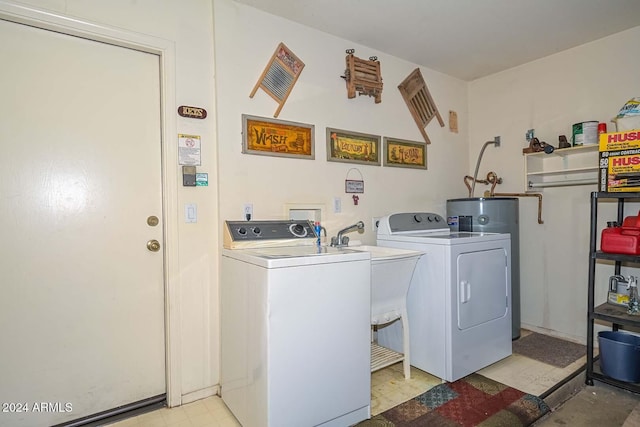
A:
[238, 227, 247, 235]
[414, 214, 422, 222]
[252, 227, 261, 235]
[290, 223, 307, 237]
[427, 215, 433, 222]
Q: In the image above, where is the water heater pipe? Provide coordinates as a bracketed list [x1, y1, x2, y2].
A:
[470, 137, 501, 197]
[465, 171, 502, 196]
[484, 190, 544, 224]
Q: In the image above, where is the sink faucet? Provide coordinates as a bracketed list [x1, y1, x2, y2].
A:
[330, 221, 365, 247]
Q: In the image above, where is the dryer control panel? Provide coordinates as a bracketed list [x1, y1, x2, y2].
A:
[379, 212, 448, 235]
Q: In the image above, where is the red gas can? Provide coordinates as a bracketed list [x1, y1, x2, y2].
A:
[601, 211, 640, 255]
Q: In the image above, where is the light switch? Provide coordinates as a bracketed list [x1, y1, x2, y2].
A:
[185, 203, 197, 223]
[333, 197, 342, 213]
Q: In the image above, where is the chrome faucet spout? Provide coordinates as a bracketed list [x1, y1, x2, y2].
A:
[330, 221, 365, 247]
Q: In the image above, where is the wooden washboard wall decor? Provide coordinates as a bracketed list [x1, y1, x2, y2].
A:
[250, 42, 305, 118]
[398, 68, 444, 144]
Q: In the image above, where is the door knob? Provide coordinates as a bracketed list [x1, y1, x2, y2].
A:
[147, 239, 161, 252]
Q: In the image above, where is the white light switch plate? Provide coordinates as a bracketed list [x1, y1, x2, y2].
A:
[185, 203, 197, 223]
[333, 197, 341, 213]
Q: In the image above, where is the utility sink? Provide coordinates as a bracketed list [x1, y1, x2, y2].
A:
[349, 246, 422, 324]
[349, 245, 422, 378]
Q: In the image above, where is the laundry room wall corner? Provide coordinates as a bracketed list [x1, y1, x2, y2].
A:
[467, 26, 640, 341]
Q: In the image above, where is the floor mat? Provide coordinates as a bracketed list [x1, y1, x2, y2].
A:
[513, 332, 586, 368]
[356, 373, 550, 427]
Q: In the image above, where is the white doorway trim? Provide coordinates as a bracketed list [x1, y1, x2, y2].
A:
[0, 0, 183, 408]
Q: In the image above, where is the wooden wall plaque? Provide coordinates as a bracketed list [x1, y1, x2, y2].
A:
[178, 105, 207, 119]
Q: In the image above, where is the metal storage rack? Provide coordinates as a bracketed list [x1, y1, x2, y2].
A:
[587, 191, 640, 393]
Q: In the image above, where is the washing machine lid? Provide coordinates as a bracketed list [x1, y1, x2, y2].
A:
[222, 245, 369, 268]
[377, 212, 508, 244]
[377, 231, 508, 245]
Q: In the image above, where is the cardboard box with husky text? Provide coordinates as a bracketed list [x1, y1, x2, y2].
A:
[599, 130, 640, 192]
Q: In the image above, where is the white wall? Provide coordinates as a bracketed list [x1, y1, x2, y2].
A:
[468, 26, 640, 342]
[213, 0, 469, 241]
[9, 0, 220, 400]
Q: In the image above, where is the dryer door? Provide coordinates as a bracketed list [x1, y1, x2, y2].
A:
[456, 248, 509, 330]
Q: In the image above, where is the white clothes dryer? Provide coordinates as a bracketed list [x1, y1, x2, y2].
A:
[376, 212, 512, 382]
[221, 220, 371, 427]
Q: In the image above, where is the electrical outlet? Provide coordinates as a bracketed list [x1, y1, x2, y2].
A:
[372, 217, 380, 230]
[243, 203, 253, 220]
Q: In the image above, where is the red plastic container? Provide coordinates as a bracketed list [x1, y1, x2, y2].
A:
[602, 211, 640, 255]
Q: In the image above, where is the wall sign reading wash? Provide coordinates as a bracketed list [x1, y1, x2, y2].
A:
[178, 105, 207, 119]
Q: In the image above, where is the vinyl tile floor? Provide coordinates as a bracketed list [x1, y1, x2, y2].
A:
[106, 331, 590, 427]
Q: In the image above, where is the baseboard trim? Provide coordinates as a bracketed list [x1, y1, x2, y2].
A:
[520, 323, 585, 345]
[179, 385, 220, 405]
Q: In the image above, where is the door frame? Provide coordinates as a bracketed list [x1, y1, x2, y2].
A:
[0, 1, 183, 407]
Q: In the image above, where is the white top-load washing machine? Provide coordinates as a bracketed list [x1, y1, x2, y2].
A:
[376, 212, 512, 382]
[220, 220, 371, 427]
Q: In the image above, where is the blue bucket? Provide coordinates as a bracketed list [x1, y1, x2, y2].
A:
[598, 331, 640, 383]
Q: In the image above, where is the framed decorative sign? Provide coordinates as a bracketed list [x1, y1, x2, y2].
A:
[383, 137, 427, 169]
[345, 179, 364, 193]
[326, 128, 380, 166]
[242, 114, 314, 159]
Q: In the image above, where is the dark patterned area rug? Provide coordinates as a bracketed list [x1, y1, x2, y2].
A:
[513, 331, 586, 368]
[356, 373, 549, 427]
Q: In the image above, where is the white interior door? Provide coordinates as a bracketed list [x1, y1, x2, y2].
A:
[0, 19, 165, 427]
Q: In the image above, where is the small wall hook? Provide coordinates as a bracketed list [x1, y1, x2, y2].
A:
[352, 195, 359, 205]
